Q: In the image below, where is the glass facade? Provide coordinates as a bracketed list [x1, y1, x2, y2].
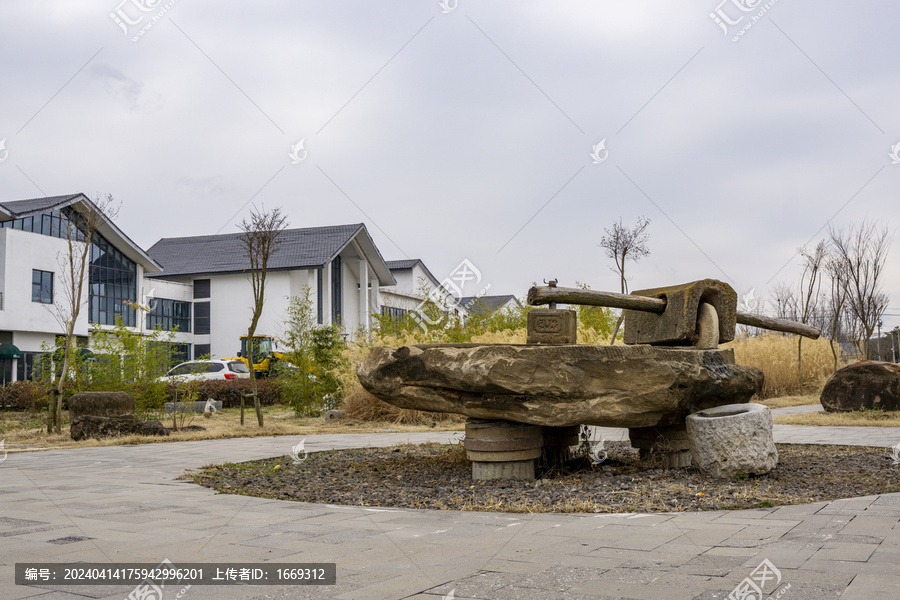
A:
[89, 235, 137, 327]
[331, 256, 342, 325]
[147, 298, 192, 332]
[0, 208, 86, 242]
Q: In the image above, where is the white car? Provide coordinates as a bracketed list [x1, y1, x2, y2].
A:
[160, 359, 251, 382]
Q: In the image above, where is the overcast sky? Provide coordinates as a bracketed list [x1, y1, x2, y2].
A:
[1, 1, 898, 332]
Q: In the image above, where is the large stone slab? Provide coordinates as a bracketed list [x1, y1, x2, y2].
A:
[357, 344, 763, 428]
[821, 361, 900, 412]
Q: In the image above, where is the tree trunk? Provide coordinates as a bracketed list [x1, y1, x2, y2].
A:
[245, 331, 264, 427]
[55, 331, 75, 434]
[609, 313, 624, 346]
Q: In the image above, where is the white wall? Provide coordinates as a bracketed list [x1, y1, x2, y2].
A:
[0, 228, 91, 351]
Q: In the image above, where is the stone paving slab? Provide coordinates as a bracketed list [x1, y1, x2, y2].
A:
[1, 428, 900, 599]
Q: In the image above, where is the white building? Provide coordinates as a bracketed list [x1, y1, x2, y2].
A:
[0, 194, 397, 380]
[146, 223, 395, 358]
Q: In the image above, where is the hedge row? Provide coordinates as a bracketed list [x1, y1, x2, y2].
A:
[0, 379, 287, 413]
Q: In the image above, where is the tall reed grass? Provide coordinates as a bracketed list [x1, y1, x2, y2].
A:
[725, 333, 839, 398]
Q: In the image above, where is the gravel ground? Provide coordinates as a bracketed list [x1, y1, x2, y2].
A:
[192, 442, 900, 513]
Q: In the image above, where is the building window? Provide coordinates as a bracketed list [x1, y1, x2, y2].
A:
[317, 267, 323, 325]
[381, 306, 407, 321]
[17, 351, 46, 382]
[331, 256, 342, 326]
[147, 342, 191, 371]
[32, 270, 53, 304]
[194, 302, 210, 335]
[194, 279, 211, 299]
[1, 207, 86, 242]
[146, 298, 192, 332]
[89, 235, 137, 327]
[194, 344, 211, 359]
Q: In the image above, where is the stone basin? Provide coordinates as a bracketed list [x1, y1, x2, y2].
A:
[357, 343, 763, 429]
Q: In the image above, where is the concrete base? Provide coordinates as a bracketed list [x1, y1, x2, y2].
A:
[472, 459, 535, 481]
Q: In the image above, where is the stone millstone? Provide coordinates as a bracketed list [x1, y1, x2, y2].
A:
[70, 416, 170, 441]
[686, 403, 777, 479]
[820, 361, 900, 412]
[357, 344, 763, 429]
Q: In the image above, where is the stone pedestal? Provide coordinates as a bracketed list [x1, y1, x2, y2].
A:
[464, 419, 542, 481]
[629, 424, 692, 468]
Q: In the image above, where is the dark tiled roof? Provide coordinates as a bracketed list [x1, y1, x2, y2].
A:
[459, 294, 519, 313]
[0, 194, 82, 217]
[386, 259, 421, 270]
[147, 224, 365, 278]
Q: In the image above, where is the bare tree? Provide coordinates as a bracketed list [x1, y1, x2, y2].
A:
[599, 217, 650, 343]
[796, 241, 827, 391]
[769, 282, 799, 322]
[238, 206, 288, 427]
[829, 221, 891, 359]
[824, 251, 849, 371]
[48, 194, 118, 433]
[599, 216, 651, 294]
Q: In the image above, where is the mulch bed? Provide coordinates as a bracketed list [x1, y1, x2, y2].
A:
[192, 442, 900, 513]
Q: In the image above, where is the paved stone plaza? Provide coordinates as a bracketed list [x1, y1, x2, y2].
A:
[3, 409, 900, 599]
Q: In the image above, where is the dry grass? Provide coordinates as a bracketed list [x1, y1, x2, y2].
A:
[725, 333, 840, 398]
[0, 404, 463, 453]
[757, 394, 822, 409]
[774, 409, 900, 427]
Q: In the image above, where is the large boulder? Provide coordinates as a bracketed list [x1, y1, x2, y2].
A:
[821, 361, 900, 412]
[686, 403, 777, 478]
[357, 344, 763, 429]
[69, 391, 134, 419]
[70, 416, 169, 441]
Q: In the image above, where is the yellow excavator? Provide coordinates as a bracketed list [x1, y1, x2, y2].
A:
[226, 335, 293, 378]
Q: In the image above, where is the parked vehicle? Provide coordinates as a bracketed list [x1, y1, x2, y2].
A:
[223, 335, 295, 378]
[158, 359, 250, 382]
